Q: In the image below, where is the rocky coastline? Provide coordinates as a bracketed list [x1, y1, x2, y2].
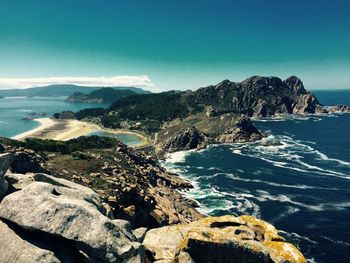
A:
[0, 136, 307, 262]
[3, 76, 344, 262]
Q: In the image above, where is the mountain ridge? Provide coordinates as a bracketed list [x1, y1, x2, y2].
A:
[65, 87, 137, 104]
[0, 84, 151, 97]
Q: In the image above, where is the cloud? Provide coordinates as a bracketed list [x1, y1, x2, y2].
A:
[0, 75, 154, 89]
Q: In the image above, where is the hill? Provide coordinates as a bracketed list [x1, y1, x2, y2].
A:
[0, 84, 151, 97]
[75, 75, 327, 133]
[65, 87, 137, 104]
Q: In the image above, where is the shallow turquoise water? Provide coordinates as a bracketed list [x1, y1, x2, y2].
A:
[87, 131, 142, 146]
[0, 96, 142, 146]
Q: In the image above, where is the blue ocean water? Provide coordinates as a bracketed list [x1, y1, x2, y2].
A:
[163, 90, 350, 263]
[0, 96, 142, 145]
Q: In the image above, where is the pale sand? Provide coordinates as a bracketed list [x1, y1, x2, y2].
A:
[11, 118, 150, 147]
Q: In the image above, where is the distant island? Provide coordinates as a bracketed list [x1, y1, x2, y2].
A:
[65, 87, 137, 104]
[0, 84, 151, 98]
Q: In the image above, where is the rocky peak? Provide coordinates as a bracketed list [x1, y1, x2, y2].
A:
[283, 76, 307, 95]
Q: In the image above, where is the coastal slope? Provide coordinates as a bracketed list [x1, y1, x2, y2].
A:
[0, 138, 306, 263]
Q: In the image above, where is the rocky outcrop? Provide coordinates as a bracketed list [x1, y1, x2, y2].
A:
[0, 175, 145, 262]
[154, 126, 208, 157]
[184, 75, 325, 117]
[325, 104, 350, 113]
[0, 153, 14, 198]
[143, 215, 306, 263]
[9, 149, 48, 174]
[154, 113, 263, 157]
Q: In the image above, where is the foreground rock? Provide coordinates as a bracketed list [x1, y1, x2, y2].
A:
[143, 215, 306, 263]
[155, 113, 263, 157]
[0, 136, 203, 229]
[0, 220, 61, 263]
[0, 176, 145, 262]
[0, 153, 13, 198]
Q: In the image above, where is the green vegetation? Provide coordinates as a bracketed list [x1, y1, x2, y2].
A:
[75, 108, 106, 120]
[75, 91, 191, 133]
[88, 88, 136, 104]
[0, 136, 119, 155]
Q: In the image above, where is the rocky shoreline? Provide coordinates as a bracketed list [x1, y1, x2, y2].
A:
[0, 136, 307, 262]
[3, 76, 346, 262]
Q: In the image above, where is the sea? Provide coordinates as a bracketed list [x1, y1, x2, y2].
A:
[1, 91, 349, 262]
[163, 90, 350, 263]
[0, 96, 142, 146]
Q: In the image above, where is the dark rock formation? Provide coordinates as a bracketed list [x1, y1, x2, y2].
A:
[9, 149, 48, 174]
[184, 76, 325, 117]
[0, 153, 14, 198]
[154, 113, 263, 157]
[154, 126, 208, 157]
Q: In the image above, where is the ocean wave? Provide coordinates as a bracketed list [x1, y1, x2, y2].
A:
[220, 173, 341, 191]
[320, 236, 350, 247]
[18, 109, 33, 112]
[164, 149, 194, 164]
[230, 134, 350, 180]
[279, 230, 318, 245]
[252, 190, 350, 212]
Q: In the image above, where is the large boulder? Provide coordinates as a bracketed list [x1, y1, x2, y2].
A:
[0, 220, 61, 263]
[0, 153, 14, 198]
[10, 149, 48, 174]
[154, 126, 207, 157]
[0, 179, 145, 262]
[143, 215, 306, 263]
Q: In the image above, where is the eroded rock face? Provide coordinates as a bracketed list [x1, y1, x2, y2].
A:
[185, 76, 324, 117]
[154, 114, 263, 157]
[0, 179, 145, 263]
[143, 215, 306, 263]
[154, 126, 208, 157]
[0, 153, 13, 198]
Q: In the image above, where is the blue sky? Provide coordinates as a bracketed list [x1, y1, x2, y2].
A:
[0, 0, 349, 91]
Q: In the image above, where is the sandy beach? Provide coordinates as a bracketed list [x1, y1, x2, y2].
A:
[11, 118, 150, 147]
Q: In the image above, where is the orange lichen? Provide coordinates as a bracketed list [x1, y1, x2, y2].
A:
[263, 241, 307, 263]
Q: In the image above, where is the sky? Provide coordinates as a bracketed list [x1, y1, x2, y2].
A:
[0, 0, 350, 91]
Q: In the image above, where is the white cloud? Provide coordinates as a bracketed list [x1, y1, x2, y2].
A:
[0, 75, 154, 89]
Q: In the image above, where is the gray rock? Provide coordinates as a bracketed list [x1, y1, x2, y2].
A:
[0, 181, 145, 263]
[133, 227, 148, 243]
[0, 220, 61, 263]
[0, 153, 14, 198]
[154, 126, 207, 157]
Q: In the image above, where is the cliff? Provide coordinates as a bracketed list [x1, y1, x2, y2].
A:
[154, 113, 263, 158]
[184, 76, 326, 117]
[65, 87, 137, 104]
